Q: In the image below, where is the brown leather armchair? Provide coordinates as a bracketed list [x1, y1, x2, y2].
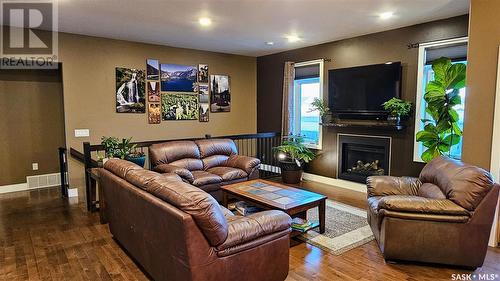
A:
[100, 159, 291, 281]
[367, 156, 499, 268]
[149, 139, 261, 200]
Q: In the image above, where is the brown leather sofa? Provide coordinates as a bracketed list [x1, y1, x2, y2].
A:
[367, 156, 499, 268]
[99, 159, 291, 281]
[149, 138, 261, 201]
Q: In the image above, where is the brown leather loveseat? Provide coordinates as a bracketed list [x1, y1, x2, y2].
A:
[149, 138, 261, 200]
[367, 156, 499, 268]
[99, 159, 292, 281]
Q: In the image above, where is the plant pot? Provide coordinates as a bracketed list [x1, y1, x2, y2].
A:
[279, 160, 303, 184]
[125, 155, 146, 167]
[321, 114, 332, 124]
[387, 115, 401, 125]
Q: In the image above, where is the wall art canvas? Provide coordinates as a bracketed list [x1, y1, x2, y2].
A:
[115, 67, 145, 113]
[146, 59, 159, 80]
[198, 64, 209, 83]
[148, 103, 161, 124]
[147, 81, 160, 102]
[210, 74, 230, 112]
[199, 84, 209, 122]
[161, 93, 199, 120]
[160, 64, 197, 92]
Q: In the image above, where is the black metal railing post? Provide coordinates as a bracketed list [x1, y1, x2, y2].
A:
[83, 142, 92, 211]
[58, 147, 68, 198]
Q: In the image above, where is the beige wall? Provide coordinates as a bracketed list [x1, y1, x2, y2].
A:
[463, 0, 500, 169]
[57, 33, 257, 194]
[0, 70, 65, 186]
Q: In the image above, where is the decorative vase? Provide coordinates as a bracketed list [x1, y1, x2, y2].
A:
[125, 155, 146, 167]
[387, 115, 401, 125]
[279, 160, 303, 184]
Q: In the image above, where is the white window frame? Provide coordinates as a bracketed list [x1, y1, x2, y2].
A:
[293, 59, 324, 150]
[413, 37, 468, 162]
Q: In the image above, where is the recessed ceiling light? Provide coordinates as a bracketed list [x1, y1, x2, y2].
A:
[379, 12, 394, 20]
[285, 34, 301, 43]
[198, 17, 212, 27]
[265, 41, 274, 46]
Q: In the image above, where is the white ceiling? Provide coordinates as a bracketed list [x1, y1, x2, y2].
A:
[55, 0, 469, 57]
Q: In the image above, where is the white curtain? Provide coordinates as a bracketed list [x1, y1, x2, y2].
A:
[281, 61, 295, 136]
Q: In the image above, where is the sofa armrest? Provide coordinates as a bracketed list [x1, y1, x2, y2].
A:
[367, 176, 421, 198]
[378, 195, 470, 216]
[153, 164, 194, 182]
[216, 210, 291, 252]
[225, 155, 261, 175]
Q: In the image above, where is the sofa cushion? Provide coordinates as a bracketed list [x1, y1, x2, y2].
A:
[207, 167, 248, 181]
[191, 170, 223, 186]
[195, 139, 237, 158]
[418, 183, 446, 199]
[104, 159, 142, 178]
[169, 158, 204, 171]
[149, 141, 201, 166]
[202, 155, 230, 170]
[419, 156, 494, 211]
[146, 177, 228, 246]
[377, 195, 470, 216]
[154, 163, 195, 182]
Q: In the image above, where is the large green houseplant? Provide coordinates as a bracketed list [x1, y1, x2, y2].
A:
[273, 135, 315, 183]
[416, 57, 466, 162]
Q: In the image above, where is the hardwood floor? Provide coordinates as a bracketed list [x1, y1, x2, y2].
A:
[0, 186, 499, 281]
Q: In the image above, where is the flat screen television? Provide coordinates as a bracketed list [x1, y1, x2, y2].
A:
[328, 62, 402, 118]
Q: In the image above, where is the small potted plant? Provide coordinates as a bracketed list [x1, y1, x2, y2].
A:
[382, 97, 412, 125]
[101, 136, 119, 165]
[309, 97, 331, 123]
[273, 135, 315, 184]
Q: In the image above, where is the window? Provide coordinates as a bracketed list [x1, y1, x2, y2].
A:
[413, 37, 468, 162]
[293, 59, 324, 149]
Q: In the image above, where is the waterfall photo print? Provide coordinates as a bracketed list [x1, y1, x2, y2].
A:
[115, 67, 146, 113]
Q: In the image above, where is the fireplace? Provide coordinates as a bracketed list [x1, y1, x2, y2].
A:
[337, 134, 391, 183]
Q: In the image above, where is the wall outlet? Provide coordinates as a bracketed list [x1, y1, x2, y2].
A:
[32, 163, 39, 171]
[74, 129, 90, 138]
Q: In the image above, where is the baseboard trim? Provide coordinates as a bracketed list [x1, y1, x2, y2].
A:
[0, 183, 29, 194]
[302, 172, 367, 194]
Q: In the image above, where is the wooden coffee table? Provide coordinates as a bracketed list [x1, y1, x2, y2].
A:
[221, 179, 327, 234]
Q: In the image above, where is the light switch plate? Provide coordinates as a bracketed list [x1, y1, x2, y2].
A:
[74, 129, 90, 137]
[32, 163, 38, 170]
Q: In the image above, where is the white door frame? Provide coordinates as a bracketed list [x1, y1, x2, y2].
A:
[488, 46, 500, 247]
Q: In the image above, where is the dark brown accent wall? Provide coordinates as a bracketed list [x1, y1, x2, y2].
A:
[0, 68, 65, 186]
[257, 15, 469, 178]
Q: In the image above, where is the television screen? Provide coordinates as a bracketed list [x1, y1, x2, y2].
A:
[328, 62, 402, 114]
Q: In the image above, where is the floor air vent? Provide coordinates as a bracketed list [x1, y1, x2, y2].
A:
[26, 173, 61, 189]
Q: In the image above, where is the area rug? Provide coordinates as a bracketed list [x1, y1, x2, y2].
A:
[296, 200, 374, 255]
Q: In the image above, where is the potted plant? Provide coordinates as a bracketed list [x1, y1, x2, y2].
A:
[100, 136, 119, 165]
[416, 57, 466, 162]
[309, 97, 331, 123]
[382, 97, 412, 125]
[273, 135, 315, 184]
[126, 149, 146, 167]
